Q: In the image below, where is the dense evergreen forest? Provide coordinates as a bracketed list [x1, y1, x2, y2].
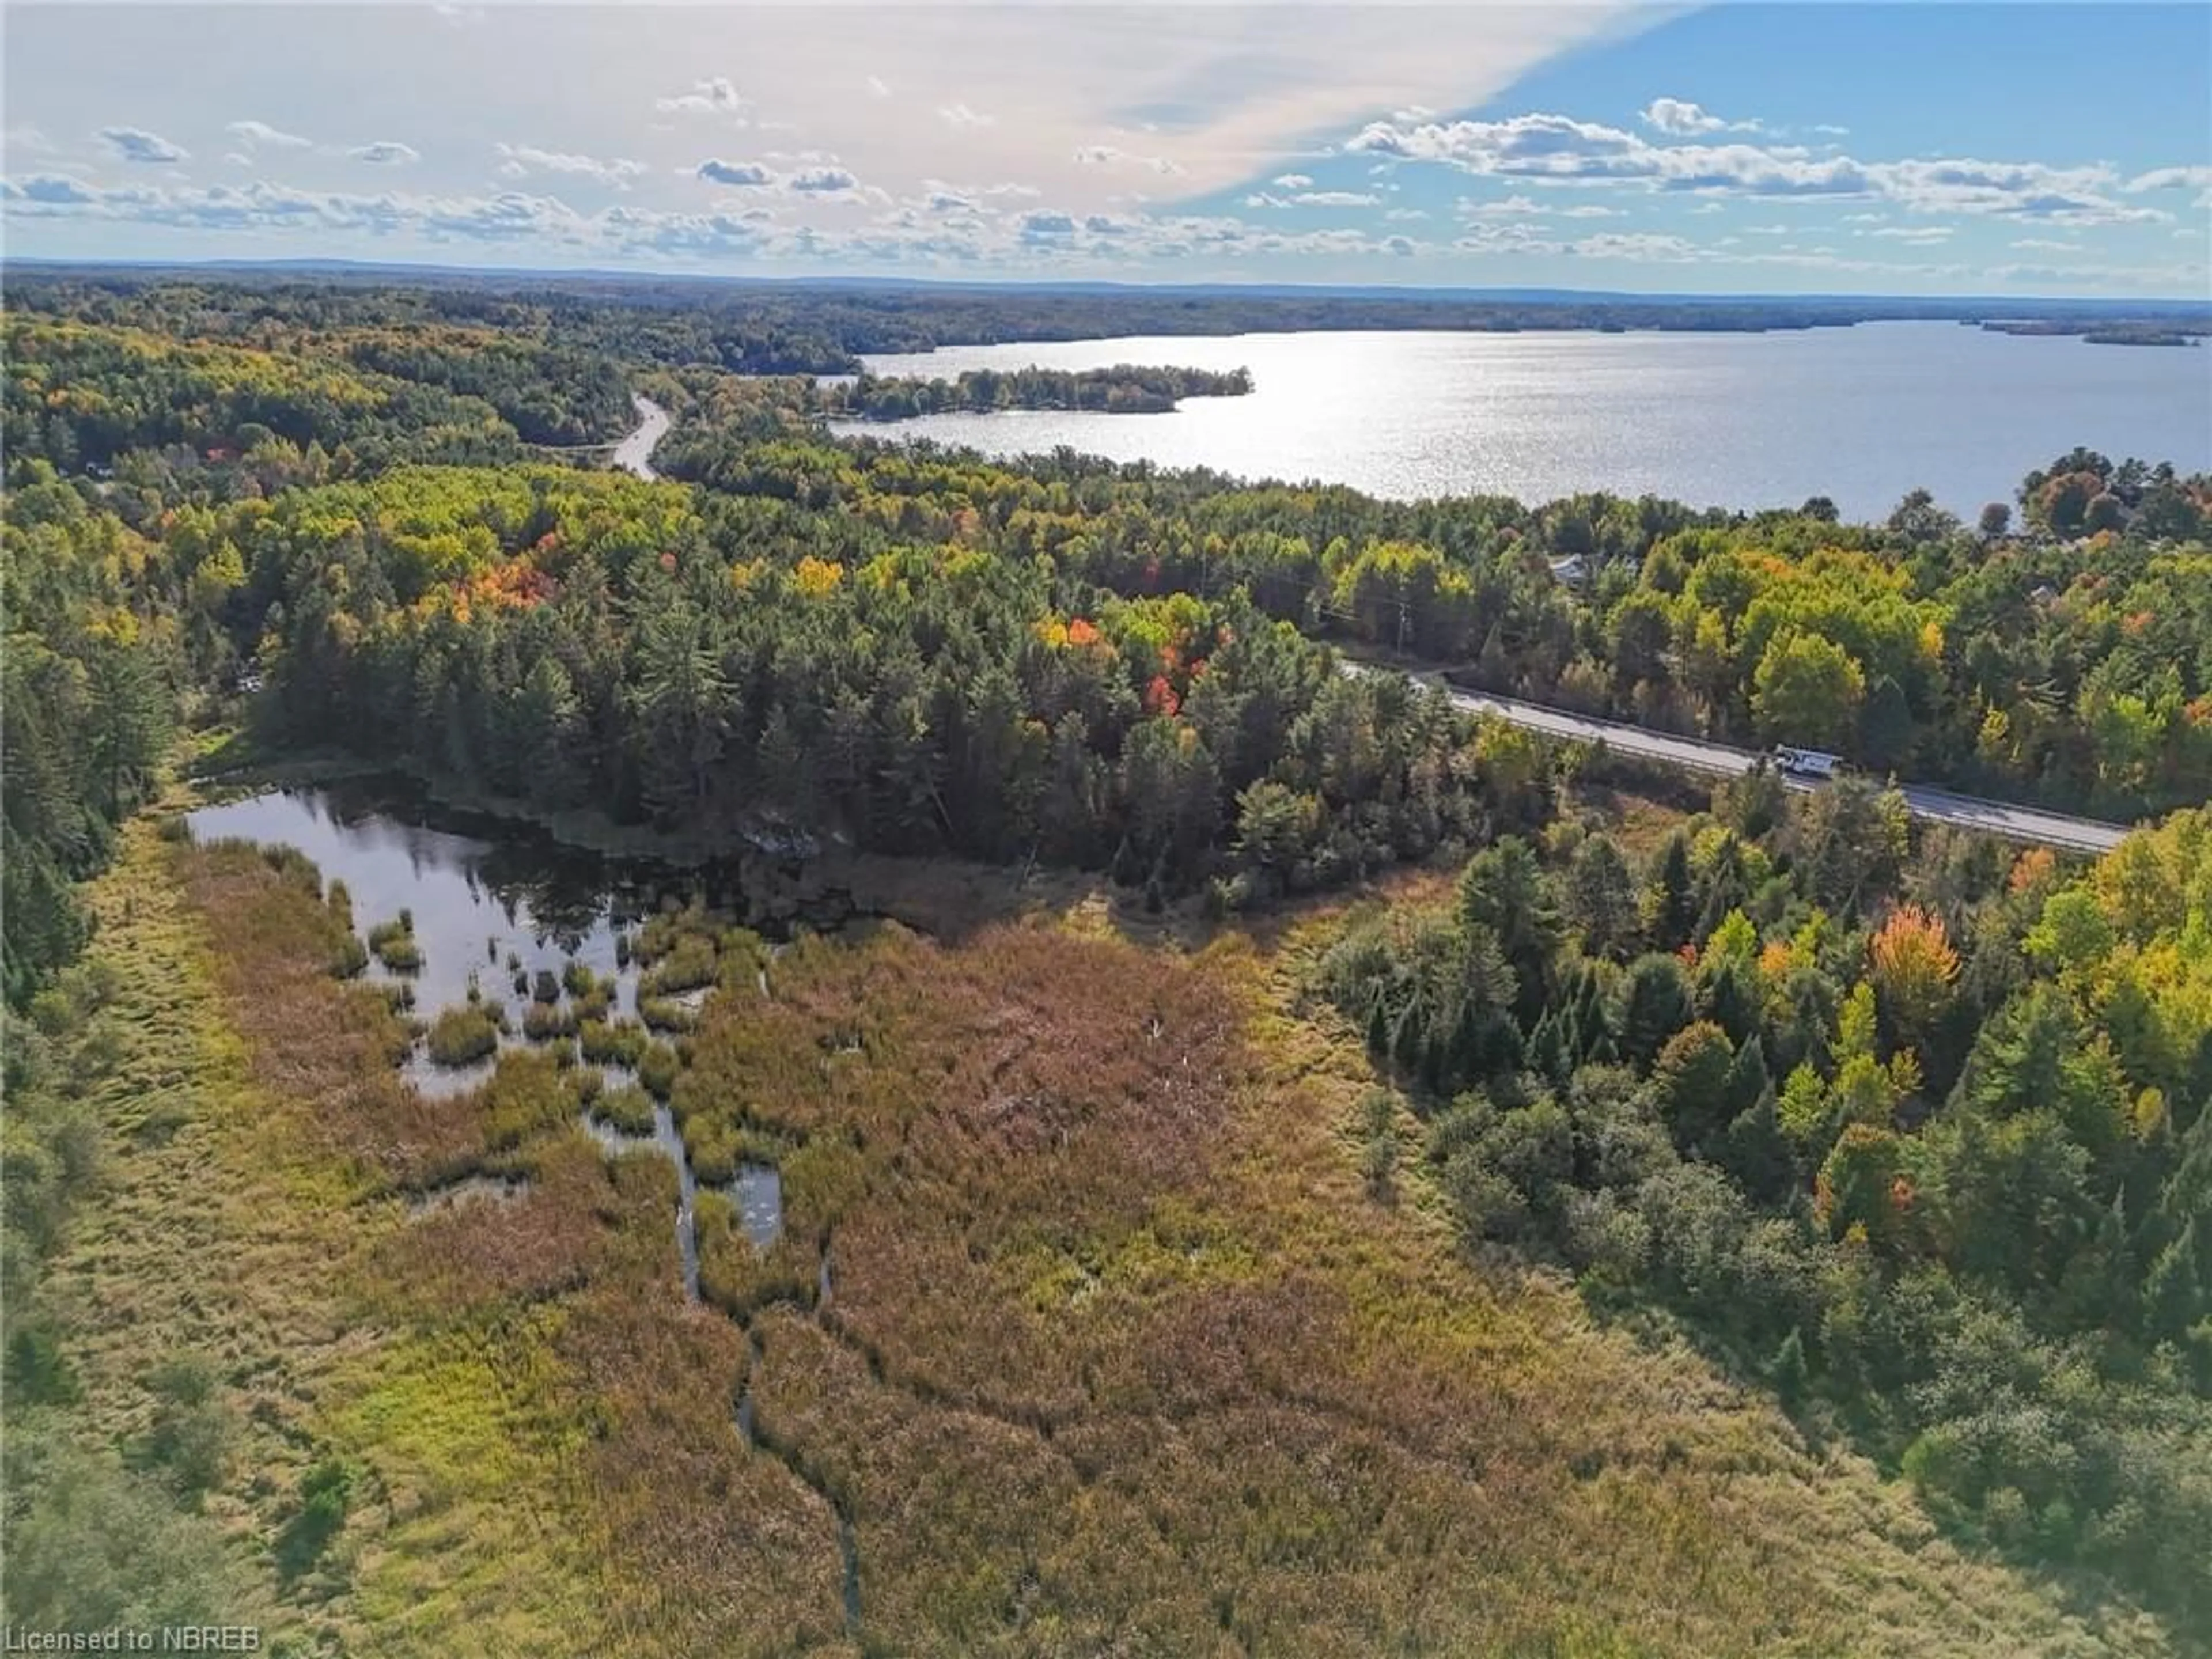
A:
[4, 274, 2209, 1643]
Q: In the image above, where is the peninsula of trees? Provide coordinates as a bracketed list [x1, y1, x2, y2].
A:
[817, 363, 1254, 419]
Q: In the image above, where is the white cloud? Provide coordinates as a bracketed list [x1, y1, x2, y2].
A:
[5, 175, 101, 206]
[1573, 231, 1702, 261]
[2010, 237, 2081, 252]
[927, 177, 1038, 202]
[938, 103, 995, 130]
[99, 126, 187, 164]
[1272, 172, 1313, 188]
[497, 143, 646, 189]
[2125, 165, 2212, 193]
[787, 165, 862, 194]
[349, 141, 419, 165]
[865, 76, 891, 99]
[696, 158, 774, 187]
[1384, 207, 1429, 222]
[5, 173, 586, 244]
[1641, 97, 1758, 137]
[1459, 193, 1544, 218]
[1074, 145, 1183, 176]
[1870, 224, 1953, 243]
[657, 77, 746, 117]
[1993, 259, 2206, 290]
[2, 170, 1800, 275]
[1460, 193, 1617, 221]
[1247, 188, 1383, 210]
[1348, 113, 2180, 225]
[3, 126, 56, 157]
[225, 119, 311, 151]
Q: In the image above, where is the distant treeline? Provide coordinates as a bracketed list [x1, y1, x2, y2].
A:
[818, 364, 1253, 419]
[12, 267, 2210, 376]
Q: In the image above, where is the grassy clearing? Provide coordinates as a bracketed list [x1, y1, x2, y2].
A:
[2, 823, 381, 1649]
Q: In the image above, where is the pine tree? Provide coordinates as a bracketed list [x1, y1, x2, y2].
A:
[1726, 1034, 1773, 1117]
[1529, 1010, 1569, 1086]
[1725, 1089, 1793, 1204]
[1704, 959, 1759, 1047]
[1649, 831, 1697, 949]
[1621, 953, 1695, 1071]
[1769, 1328, 1810, 1408]
[1365, 995, 1391, 1061]
[1391, 1002, 1425, 1074]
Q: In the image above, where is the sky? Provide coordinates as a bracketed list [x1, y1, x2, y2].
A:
[4, 2, 2209, 297]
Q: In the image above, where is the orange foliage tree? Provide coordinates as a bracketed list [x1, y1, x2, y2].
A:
[1868, 903, 1960, 1047]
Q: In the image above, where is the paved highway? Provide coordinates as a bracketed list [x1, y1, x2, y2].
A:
[612, 395, 670, 481]
[1349, 664, 2133, 856]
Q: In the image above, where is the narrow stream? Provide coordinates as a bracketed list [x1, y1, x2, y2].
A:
[580, 1100, 704, 1299]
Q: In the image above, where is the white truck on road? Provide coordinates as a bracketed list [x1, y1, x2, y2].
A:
[1772, 746, 1843, 781]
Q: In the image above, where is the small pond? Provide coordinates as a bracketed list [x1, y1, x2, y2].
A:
[187, 781, 796, 1292]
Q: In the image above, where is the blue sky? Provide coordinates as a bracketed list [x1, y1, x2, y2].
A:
[4, 3, 2207, 296]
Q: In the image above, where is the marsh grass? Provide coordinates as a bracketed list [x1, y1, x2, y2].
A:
[680, 916, 2146, 1657]
[637, 994, 698, 1033]
[593, 1083, 656, 1136]
[366, 915, 422, 973]
[572, 972, 616, 1022]
[578, 1018, 647, 1068]
[635, 1038, 683, 1101]
[520, 1000, 579, 1041]
[425, 1003, 501, 1067]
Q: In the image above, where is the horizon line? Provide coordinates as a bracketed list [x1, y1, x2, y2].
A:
[6, 254, 2210, 312]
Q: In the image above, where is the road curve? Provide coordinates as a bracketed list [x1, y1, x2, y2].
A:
[611, 394, 671, 480]
[1345, 661, 2133, 856]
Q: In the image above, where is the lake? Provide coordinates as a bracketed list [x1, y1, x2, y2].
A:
[832, 321, 2212, 521]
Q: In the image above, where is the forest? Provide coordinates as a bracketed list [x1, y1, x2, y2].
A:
[3, 274, 2208, 1654]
